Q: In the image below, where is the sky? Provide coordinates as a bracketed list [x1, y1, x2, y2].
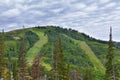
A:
[0, 0, 120, 41]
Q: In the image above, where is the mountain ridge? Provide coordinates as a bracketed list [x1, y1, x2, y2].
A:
[3, 26, 120, 80]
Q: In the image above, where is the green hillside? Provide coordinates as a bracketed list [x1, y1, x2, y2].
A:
[79, 41, 105, 73]
[63, 34, 105, 74]
[4, 26, 120, 80]
[26, 28, 48, 63]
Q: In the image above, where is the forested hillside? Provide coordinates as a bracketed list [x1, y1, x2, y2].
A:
[0, 26, 120, 80]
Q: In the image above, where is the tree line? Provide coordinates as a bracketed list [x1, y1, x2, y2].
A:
[0, 27, 119, 80]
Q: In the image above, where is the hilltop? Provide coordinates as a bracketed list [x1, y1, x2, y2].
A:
[4, 26, 120, 80]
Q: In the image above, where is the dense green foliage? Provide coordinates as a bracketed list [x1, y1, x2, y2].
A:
[25, 31, 39, 49]
[0, 31, 6, 79]
[5, 30, 39, 57]
[1, 26, 120, 80]
[105, 28, 120, 80]
[40, 29, 92, 69]
[49, 37, 69, 80]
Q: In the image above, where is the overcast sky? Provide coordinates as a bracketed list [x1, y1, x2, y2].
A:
[0, 0, 120, 41]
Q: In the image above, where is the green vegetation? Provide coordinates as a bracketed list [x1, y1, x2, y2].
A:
[79, 41, 105, 73]
[26, 28, 48, 64]
[105, 28, 119, 80]
[0, 26, 120, 80]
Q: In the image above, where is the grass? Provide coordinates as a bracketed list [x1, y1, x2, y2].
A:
[26, 28, 48, 64]
[63, 34, 105, 74]
[42, 57, 51, 71]
[78, 41, 105, 74]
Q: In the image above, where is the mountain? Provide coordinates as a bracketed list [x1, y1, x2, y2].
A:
[4, 26, 120, 80]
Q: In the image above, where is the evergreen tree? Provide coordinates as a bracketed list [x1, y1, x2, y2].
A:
[17, 27, 29, 80]
[6, 55, 12, 80]
[113, 64, 120, 80]
[66, 64, 71, 80]
[71, 69, 82, 80]
[105, 27, 118, 80]
[6, 47, 13, 80]
[51, 36, 68, 80]
[31, 53, 45, 80]
[12, 61, 17, 80]
[84, 67, 94, 80]
[0, 30, 6, 79]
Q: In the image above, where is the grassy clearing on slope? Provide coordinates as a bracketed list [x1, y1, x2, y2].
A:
[63, 34, 105, 74]
[26, 28, 48, 64]
[42, 57, 52, 71]
[79, 41, 105, 74]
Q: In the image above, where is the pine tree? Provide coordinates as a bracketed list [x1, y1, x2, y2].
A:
[0, 29, 6, 79]
[12, 61, 17, 80]
[31, 53, 45, 80]
[6, 47, 13, 80]
[17, 27, 29, 80]
[51, 36, 68, 80]
[113, 64, 120, 80]
[66, 64, 71, 80]
[105, 27, 116, 80]
[84, 67, 94, 80]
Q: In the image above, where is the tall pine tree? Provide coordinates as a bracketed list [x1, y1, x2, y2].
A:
[17, 27, 29, 80]
[0, 29, 6, 79]
[12, 61, 17, 80]
[105, 27, 118, 80]
[50, 36, 69, 80]
[84, 67, 94, 80]
[31, 53, 45, 80]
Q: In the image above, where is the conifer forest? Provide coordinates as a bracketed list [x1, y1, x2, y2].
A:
[0, 26, 120, 80]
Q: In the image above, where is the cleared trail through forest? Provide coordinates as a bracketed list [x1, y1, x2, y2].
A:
[27, 29, 48, 64]
[78, 41, 105, 74]
[63, 34, 105, 74]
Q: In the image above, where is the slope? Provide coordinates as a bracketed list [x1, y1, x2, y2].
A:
[3, 26, 120, 79]
[26, 28, 48, 64]
[63, 34, 105, 74]
[79, 41, 105, 74]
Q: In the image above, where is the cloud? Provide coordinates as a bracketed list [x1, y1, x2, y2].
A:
[99, 0, 111, 3]
[73, 3, 86, 10]
[15, 4, 29, 11]
[105, 2, 117, 8]
[28, 10, 46, 16]
[62, 11, 88, 19]
[0, 0, 120, 41]
[1, 8, 21, 17]
[0, 0, 26, 5]
[51, 8, 64, 13]
[84, 3, 98, 12]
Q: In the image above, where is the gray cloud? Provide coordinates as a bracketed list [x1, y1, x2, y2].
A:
[0, 0, 120, 41]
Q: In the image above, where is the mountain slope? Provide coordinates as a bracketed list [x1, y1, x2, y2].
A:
[63, 34, 105, 74]
[4, 26, 120, 80]
[26, 28, 48, 64]
[79, 41, 105, 74]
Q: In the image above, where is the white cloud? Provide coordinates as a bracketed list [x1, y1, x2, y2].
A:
[28, 10, 46, 16]
[51, 8, 64, 13]
[84, 4, 98, 12]
[4, 23, 19, 31]
[105, 2, 117, 8]
[1, 8, 20, 17]
[0, 0, 26, 5]
[62, 11, 88, 19]
[10, 0, 25, 3]
[100, 2, 117, 10]
[0, 0, 10, 4]
[99, 0, 110, 3]
[15, 4, 29, 11]
[73, 3, 86, 10]
[116, 6, 120, 9]
[0, 0, 120, 41]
